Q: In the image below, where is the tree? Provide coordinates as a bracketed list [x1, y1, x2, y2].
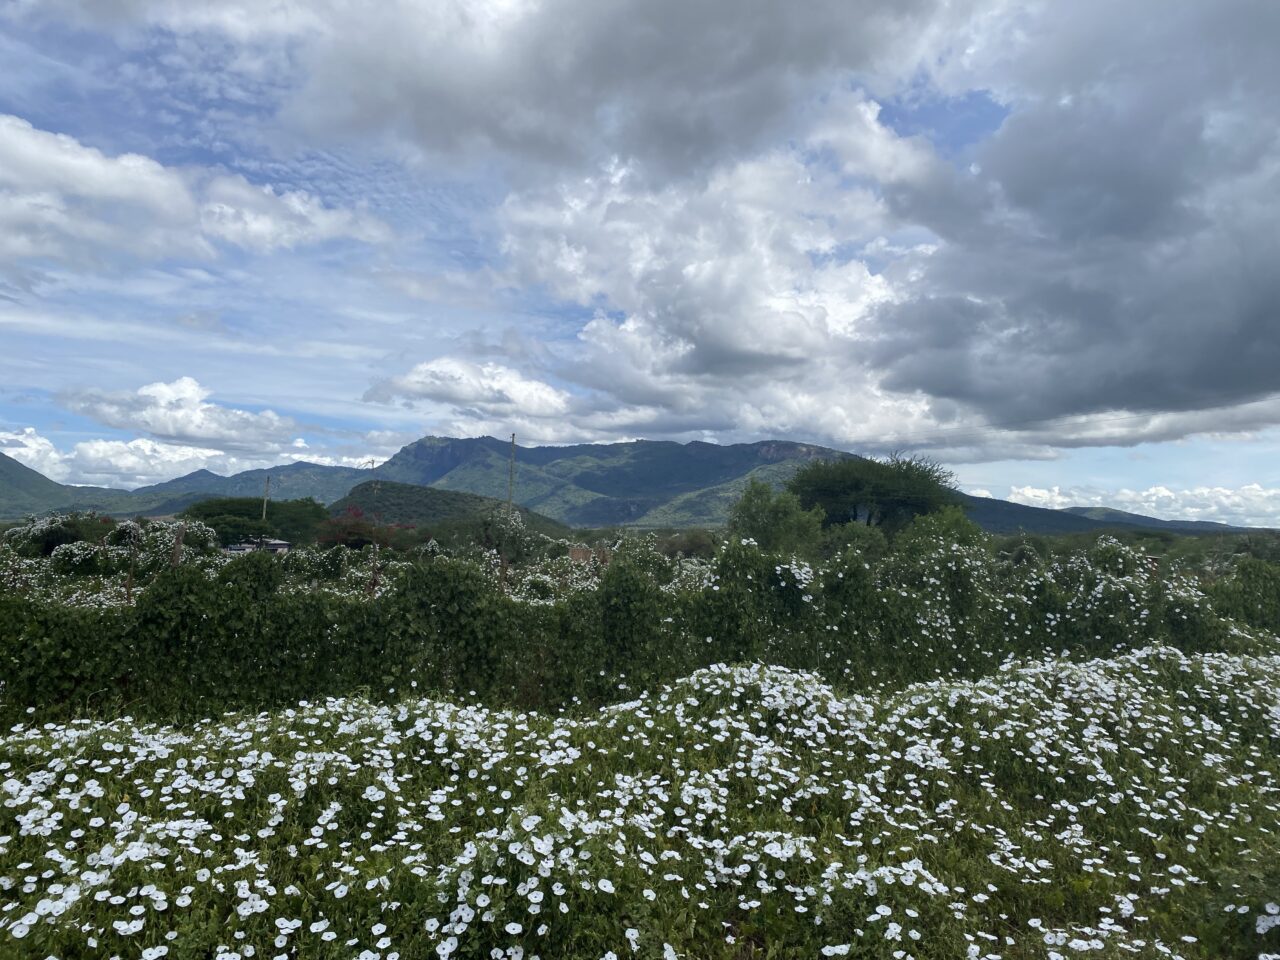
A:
[317, 506, 385, 549]
[203, 515, 274, 547]
[787, 454, 960, 534]
[181, 497, 327, 545]
[726, 479, 824, 554]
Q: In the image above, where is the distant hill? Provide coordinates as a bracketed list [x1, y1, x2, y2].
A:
[1061, 505, 1255, 534]
[0, 452, 82, 515]
[133, 461, 367, 505]
[330, 480, 570, 537]
[377, 436, 845, 527]
[0, 452, 203, 518]
[1, 439, 1270, 536]
[959, 494, 1120, 535]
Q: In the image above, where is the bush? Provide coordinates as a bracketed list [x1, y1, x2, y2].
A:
[1, 529, 1274, 727]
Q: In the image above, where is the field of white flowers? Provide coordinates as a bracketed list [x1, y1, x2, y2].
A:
[4, 642, 1280, 959]
[3, 512, 1280, 958]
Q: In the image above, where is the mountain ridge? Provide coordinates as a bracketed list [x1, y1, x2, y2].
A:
[0, 441, 1268, 535]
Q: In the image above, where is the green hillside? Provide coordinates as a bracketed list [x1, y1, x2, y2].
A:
[377, 436, 845, 526]
[631, 461, 810, 528]
[330, 480, 571, 537]
[959, 493, 1116, 534]
[0, 452, 70, 513]
[0, 452, 202, 518]
[4, 438, 1271, 535]
[133, 461, 367, 505]
[1063, 505, 1254, 534]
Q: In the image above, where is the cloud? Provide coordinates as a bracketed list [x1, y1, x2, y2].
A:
[0, 114, 389, 270]
[61, 377, 301, 451]
[865, 0, 1280, 425]
[199, 174, 391, 251]
[5, 0, 1280, 474]
[1, 426, 225, 487]
[13, 0, 966, 182]
[367, 358, 571, 419]
[0, 427, 69, 481]
[1008, 483, 1280, 530]
[480, 1, 1280, 453]
[2, 423, 394, 489]
[477, 110, 979, 448]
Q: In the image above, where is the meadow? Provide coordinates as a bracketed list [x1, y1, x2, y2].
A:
[2, 510, 1279, 959]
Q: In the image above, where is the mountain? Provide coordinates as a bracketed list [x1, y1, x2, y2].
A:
[0, 452, 197, 517]
[377, 436, 844, 527]
[0, 452, 80, 515]
[959, 493, 1122, 535]
[1, 439, 1270, 536]
[330, 480, 571, 537]
[132, 461, 367, 505]
[1, 438, 847, 527]
[0, 452, 362, 520]
[1061, 506, 1255, 534]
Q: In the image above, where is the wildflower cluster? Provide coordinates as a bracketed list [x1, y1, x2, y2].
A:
[2, 645, 1278, 958]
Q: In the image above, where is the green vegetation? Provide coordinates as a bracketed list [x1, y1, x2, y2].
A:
[2, 498, 1280, 958]
[4, 439, 1272, 539]
[330, 480, 571, 537]
[180, 496, 329, 546]
[725, 478, 824, 553]
[787, 453, 961, 532]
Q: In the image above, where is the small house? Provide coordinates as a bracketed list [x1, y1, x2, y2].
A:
[226, 538, 292, 555]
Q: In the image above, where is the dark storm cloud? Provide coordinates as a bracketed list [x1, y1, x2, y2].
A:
[291, 0, 961, 183]
[869, 0, 1280, 426]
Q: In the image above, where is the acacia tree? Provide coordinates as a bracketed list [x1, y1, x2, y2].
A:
[786, 454, 960, 533]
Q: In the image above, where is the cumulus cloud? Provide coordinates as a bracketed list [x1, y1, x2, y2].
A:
[366, 358, 571, 419]
[1008, 484, 1280, 530]
[481, 111, 975, 448]
[61, 377, 301, 451]
[0, 427, 69, 482]
[0, 114, 388, 271]
[2, 426, 226, 487]
[5, 0, 1280, 475]
[1, 423, 393, 488]
[15, 0, 965, 182]
[490, 0, 1280, 451]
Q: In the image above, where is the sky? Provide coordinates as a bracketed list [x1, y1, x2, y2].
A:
[1, 0, 1278, 526]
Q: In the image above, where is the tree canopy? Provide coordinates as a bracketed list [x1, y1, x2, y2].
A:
[180, 497, 327, 546]
[726, 479, 824, 554]
[786, 455, 960, 533]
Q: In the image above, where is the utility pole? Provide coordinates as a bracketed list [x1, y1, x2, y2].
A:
[360, 458, 381, 525]
[498, 433, 516, 594]
[261, 475, 271, 522]
[507, 432, 516, 516]
[361, 458, 383, 596]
